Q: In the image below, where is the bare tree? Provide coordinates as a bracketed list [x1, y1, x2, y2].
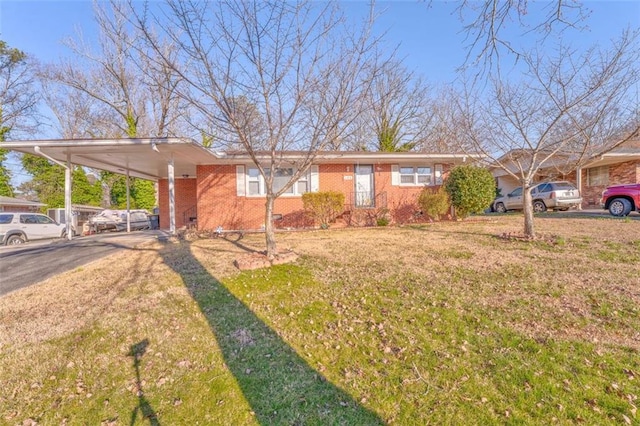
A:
[457, 0, 588, 73]
[451, 31, 640, 237]
[0, 41, 40, 139]
[39, 2, 186, 139]
[127, 0, 383, 258]
[37, 1, 189, 207]
[349, 60, 436, 152]
[0, 41, 41, 196]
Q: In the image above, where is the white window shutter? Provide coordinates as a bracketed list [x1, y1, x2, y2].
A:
[391, 164, 399, 186]
[236, 165, 246, 196]
[310, 165, 319, 192]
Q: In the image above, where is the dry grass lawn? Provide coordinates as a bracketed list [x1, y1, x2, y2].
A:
[1, 214, 638, 425]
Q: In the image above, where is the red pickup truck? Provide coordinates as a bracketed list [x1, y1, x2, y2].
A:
[600, 183, 640, 216]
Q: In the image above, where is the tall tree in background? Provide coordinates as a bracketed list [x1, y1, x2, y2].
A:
[351, 60, 436, 153]
[38, 1, 187, 209]
[21, 155, 102, 208]
[128, 0, 383, 258]
[0, 41, 40, 196]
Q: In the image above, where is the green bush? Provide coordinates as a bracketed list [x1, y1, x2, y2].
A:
[376, 216, 390, 227]
[417, 187, 450, 220]
[302, 191, 345, 228]
[444, 165, 495, 219]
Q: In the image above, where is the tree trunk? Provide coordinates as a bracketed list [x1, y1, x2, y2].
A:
[522, 187, 535, 238]
[264, 195, 277, 260]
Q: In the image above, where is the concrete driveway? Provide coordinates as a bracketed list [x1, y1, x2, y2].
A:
[0, 230, 169, 297]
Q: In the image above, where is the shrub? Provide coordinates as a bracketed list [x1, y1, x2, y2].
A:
[302, 191, 345, 228]
[444, 165, 496, 219]
[417, 187, 450, 221]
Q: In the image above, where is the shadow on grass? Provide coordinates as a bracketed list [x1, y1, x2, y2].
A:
[128, 339, 160, 426]
[159, 241, 384, 425]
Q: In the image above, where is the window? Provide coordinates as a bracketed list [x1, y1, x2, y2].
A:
[269, 168, 294, 195]
[533, 184, 551, 194]
[509, 187, 523, 197]
[36, 215, 55, 224]
[587, 166, 609, 186]
[0, 214, 13, 224]
[247, 167, 262, 195]
[20, 214, 38, 224]
[246, 166, 315, 196]
[399, 166, 432, 186]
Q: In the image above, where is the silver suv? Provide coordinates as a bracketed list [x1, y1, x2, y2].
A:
[493, 181, 582, 213]
[0, 212, 67, 245]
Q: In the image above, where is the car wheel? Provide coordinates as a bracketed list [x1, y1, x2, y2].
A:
[533, 200, 547, 213]
[495, 202, 506, 213]
[608, 198, 632, 217]
[6, 234, 25, 245]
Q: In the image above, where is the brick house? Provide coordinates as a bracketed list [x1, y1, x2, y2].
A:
[2, 139, 480, 233]
[159, 151, 479, 231]
[579, 138, 640, 207]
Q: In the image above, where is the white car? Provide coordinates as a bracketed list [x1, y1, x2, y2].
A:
[0, 212, 67, 245]
[493, 181, 582, 213]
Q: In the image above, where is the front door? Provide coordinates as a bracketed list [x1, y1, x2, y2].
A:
[354, 164, 374, 207]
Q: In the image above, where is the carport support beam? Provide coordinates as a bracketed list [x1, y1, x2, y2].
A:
[65, 154, 72, 240]
[168, 156, 176, 235]
[576, 168, 582, 211]
[126, 169, 131, 233]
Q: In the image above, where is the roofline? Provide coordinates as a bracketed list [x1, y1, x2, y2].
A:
[0, 137, 194, 148]
[217, 152, 485, 163]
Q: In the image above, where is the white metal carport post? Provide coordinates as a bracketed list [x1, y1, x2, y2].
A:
[65, 154, 72, 239]
[126, 169, 131, 233]
[168, 155, 176, 235]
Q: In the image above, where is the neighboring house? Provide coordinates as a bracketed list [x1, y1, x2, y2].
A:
[490, 150, 575, 197]
[579, 138, 640, 207]
[158, 151, 479, 231]
[490, 137, 640, 208]
[0, 196, 46, 212]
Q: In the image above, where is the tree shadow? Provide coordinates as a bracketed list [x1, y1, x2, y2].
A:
[159, 241, 384, 425]
[128, 339, 161, 426]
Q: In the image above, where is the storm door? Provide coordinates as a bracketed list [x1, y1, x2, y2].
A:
[354, 164, 375, 208]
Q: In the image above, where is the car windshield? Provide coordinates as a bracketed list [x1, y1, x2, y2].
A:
[552, 182, 577, 190]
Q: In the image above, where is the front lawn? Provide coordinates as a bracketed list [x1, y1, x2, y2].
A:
[1, 216, 638, 424]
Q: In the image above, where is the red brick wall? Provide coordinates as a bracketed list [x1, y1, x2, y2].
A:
[581, 161, 640, 207]
[159, 162, 456, 231]
[158, 178, 197, 229]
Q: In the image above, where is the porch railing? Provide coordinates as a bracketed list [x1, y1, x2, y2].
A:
[183, 205, 197, 227]
[347, 191, 387, 209]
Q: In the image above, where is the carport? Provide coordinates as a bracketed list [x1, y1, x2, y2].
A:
[2, 138, 217, 238]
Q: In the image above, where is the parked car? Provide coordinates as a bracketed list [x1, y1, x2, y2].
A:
[493, 181, 582, 213]
[0, 212, 67, 245]
[600, 183, 640, 217]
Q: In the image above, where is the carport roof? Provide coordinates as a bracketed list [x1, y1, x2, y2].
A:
[2, 138, 218, 180]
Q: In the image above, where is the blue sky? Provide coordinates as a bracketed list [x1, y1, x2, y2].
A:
[2, 0, 638, 84]
[0, 0, 639, 186]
